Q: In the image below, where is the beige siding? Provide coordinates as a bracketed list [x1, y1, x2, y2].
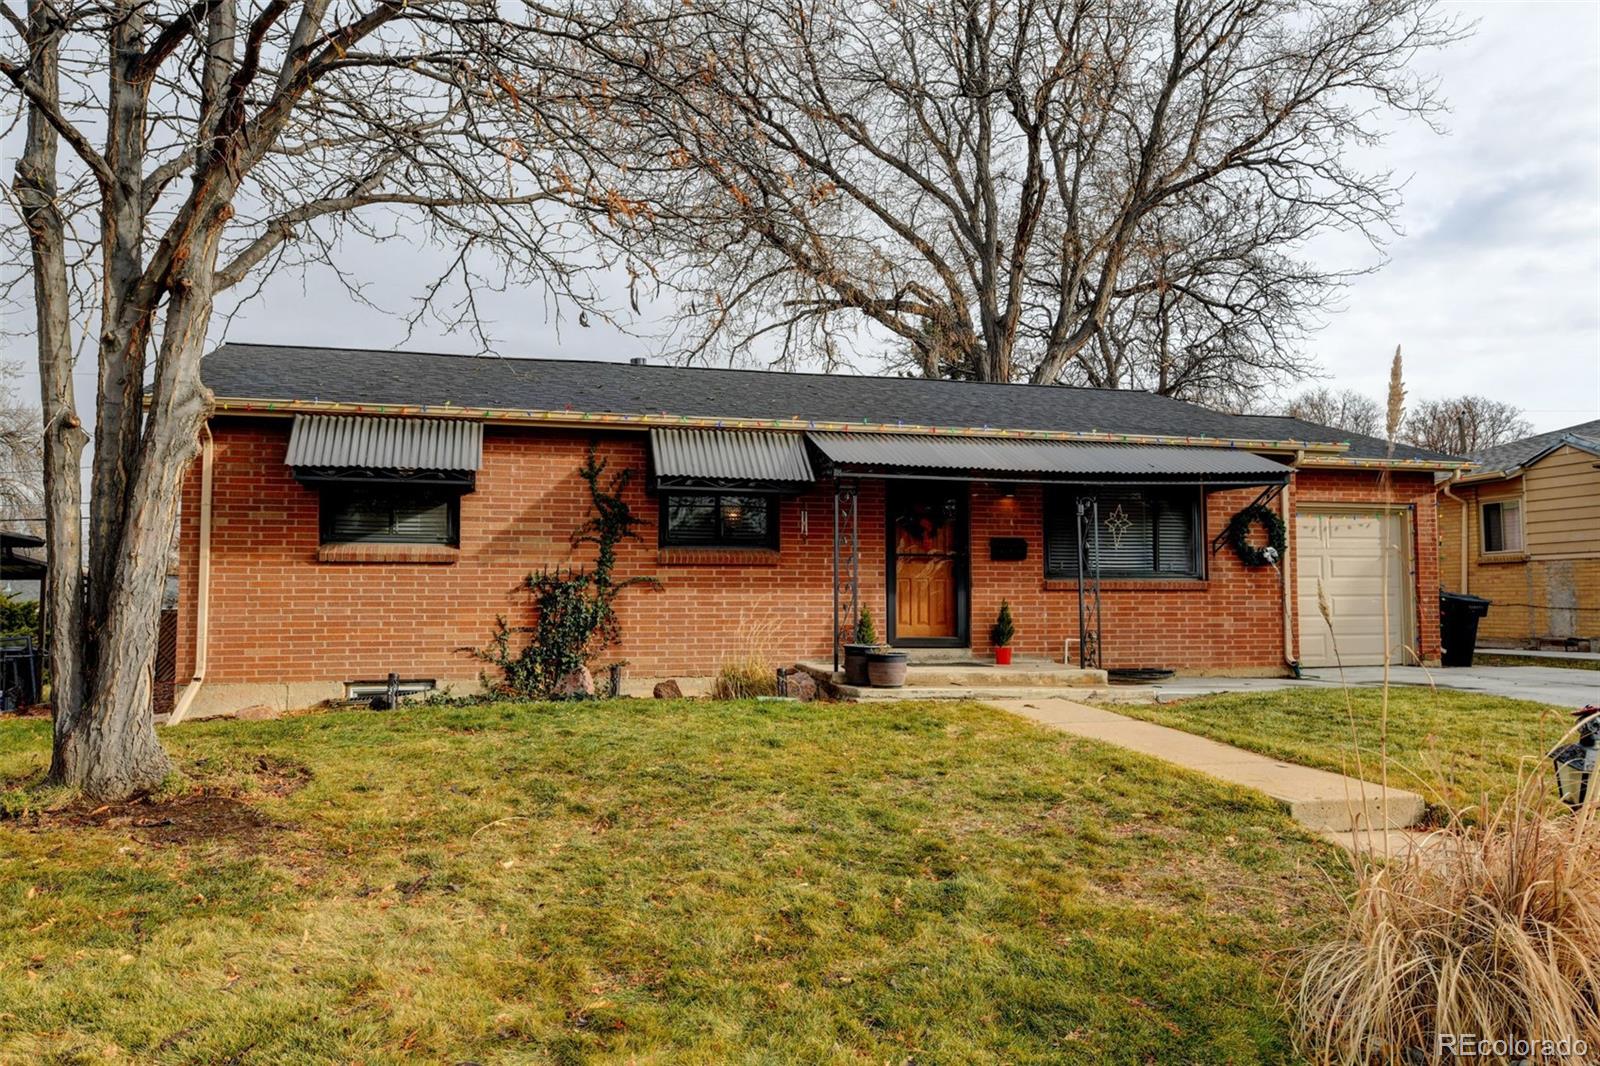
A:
[1437, 452, 1600, 644]
[1525, 445, 1600, 560]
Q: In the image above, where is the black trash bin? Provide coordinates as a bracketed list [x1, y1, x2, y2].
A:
[1439, 591, 1491, 667]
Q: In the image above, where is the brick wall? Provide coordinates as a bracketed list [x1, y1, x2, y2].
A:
[965, 467, 1441, 669]
[176, 419, 888, 689]
[967, 481, 1288, 670]
[1294, 467, 1442, 664]
[175, 418, 1442, 697]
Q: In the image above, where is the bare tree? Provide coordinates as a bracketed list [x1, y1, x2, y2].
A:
[0, 362, 43, 526]
[2, 0, 629, 799]
[1281, 387, 1384, 436]
[574, 0, 1465, 388]
[1401, 395, 1533, 456]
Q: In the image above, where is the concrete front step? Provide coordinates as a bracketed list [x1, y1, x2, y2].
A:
[1319, 828, 1457, 859]
[991, 697, 1427, 835]
[837, 684, 1118, 702]
[796, 660, 1108, 693]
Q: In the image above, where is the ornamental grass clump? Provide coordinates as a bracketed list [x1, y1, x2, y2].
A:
[712, 614, 782, 699]
[1294, 769, 1600, 1065]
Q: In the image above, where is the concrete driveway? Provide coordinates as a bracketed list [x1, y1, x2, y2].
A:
[1116, 665, 1597, 707]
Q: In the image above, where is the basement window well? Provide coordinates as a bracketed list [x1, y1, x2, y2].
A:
[344, 679, 436, 701]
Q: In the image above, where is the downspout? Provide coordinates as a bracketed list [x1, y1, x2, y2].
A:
[168, 425, 214, 724]
[1440, 471, 1468, 592]
[1281, 451, 1303, 678]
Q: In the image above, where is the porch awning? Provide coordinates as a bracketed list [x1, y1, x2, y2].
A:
[286, 415, 483, 471]
[0, 531, 46, 582]
[806, 433, 1289, 485]
[649, 428, 815, 488]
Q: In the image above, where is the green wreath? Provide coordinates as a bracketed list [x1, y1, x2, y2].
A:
[1226, 503, 1287, 567]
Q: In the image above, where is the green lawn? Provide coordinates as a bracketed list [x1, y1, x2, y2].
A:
[0, 699, 1340, 1064]
[1111, 688, 1577, 818]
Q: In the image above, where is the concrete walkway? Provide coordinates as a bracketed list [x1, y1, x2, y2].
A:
[1478, 647, 1600, 662]
[990, 697, 1425, 837]
[1111, 664, 1597, 707]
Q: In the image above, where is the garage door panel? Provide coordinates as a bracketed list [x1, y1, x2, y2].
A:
[1328, 555, 1388, 580]
[1296, 509, 1413, 668]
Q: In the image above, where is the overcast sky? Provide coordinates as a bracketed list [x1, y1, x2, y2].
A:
[1300, 1, 1600, 432]
[3, 1, 1597, 434]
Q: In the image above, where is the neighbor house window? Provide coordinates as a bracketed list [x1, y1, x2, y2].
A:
[660, 492, 777, 549]
[1481, 499, 1523, 554]
[1043, 488, 1202, 579]
[319, 484, 459, 546]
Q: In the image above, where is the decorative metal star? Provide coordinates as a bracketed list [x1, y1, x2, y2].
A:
[1104, 504, 1133, 549]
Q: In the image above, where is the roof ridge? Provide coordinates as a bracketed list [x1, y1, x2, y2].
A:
[212, 341, 1174, 399]
[198, 341, 1467, 466]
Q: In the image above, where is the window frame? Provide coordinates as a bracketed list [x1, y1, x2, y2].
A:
[658, 490, 780, 550]
[317, 483, 462, 547]
[1042, 486, 1205, 581]
[1480, 497, 1524, 555]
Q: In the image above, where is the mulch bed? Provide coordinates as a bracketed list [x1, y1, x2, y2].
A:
[5, 754, 312, 847]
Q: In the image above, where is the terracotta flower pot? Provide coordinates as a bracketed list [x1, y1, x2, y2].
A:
[866, 650, 909, 688]
[994, 646, 1013, 666]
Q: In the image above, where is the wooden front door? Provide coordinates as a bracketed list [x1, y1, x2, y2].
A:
[888, 483, 968, 645]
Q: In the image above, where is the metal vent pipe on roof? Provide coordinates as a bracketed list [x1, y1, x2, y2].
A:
[629, 357, 649, 365]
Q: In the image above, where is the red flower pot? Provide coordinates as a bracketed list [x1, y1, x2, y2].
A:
[994, 646, 1013, 666]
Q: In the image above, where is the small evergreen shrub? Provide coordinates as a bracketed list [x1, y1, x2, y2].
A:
[990, 600, 1015, 648]
[853, 606, 878, 646]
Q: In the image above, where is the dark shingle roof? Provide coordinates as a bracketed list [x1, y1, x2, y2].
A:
[1467, 418, 1600, 476]
[199, 343, 1460, 464]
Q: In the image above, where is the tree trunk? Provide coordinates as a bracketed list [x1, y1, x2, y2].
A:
[11, 0, 95, 788]
[70, 246, 219, 798]
[87, 3, 154, 632]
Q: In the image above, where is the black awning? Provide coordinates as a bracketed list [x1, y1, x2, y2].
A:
[287, 415, 482, 489]
[650, 428, 815, 489]
[807, 433, 1290, 486]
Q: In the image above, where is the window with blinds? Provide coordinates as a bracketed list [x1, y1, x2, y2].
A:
[1481, 499, 1523, 553]
[660, 492, 778, 549]
[319, 485, 459, 546]
[1043, 488, 1202, 579]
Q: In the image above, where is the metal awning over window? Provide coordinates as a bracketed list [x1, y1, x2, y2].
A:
[287, 415, 482, 487]
[650, 428, 814, 489]
[806, 433, 1289, 486]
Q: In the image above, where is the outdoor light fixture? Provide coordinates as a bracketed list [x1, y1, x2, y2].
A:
[1550, 706, 1600, 809]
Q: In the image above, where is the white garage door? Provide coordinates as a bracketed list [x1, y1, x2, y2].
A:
[1296, 509, 1413, 668]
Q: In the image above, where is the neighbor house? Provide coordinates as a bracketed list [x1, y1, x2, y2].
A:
[1438, 419, 1600, 650]
[168, 345, 1464, 717]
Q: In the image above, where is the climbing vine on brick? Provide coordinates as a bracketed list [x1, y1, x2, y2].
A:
[470, 444, 660, 698]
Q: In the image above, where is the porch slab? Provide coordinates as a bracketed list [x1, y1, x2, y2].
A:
[796, 659, 1108, 694]
[990, 696, 1426, 834]
[833, 684, 1117, 702]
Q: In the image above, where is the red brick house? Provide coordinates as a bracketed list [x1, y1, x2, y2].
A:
[169, 344, 1463, 718]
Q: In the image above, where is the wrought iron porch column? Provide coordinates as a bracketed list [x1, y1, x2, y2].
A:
[1075, 496, 1103, 670]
